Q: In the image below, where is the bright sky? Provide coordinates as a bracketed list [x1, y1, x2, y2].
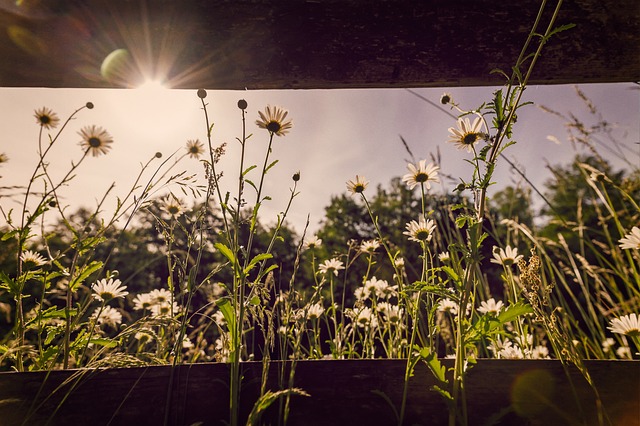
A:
[0, 83, 638, 235]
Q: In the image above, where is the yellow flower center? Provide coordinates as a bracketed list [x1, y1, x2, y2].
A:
[415, 230, 430, 240]
[267, 121, 281, 133]
[463, 133, 479, 145]
[415, 172, 429, 183]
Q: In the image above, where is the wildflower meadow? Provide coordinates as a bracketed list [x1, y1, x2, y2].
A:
[0, 2, 638, 425]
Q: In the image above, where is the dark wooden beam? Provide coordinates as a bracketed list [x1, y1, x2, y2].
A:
[0, 0, 638, 90]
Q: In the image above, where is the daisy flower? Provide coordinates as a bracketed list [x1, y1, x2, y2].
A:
[437, 298, 459, 314]
[148, 288, 173, 304]
[359, 239, 380, 253]
[529, 345, 550, 359]
[20, 250, 47, 267]
[212, 310, 226, 326]
[256, 105, 293, 136]
[318, 258, 344, 276]
[306, 303, 325, 320]
[401, 160, 440, 190]
[78, 125, 113, 157]
[354, 286, 371, 301]
[0, 152, 8, 164]
[162, 195, 184, 219]
[369, 277, 397, 299]
[34, 107, 60, 129]
[438, 252, 450, 263]
[186, 139, 205, 159]
[619, 226, 640, 250]
[353, 306, 375, 328]
[403, 217, 436, 243]
[498, 345, 524, 359]
[447, 116, 485, 153]
[608, 313, 640, 337]
[132, 293, 154, 310]
[346, 175, 369, 194]
[91, 306, 122, 327]
[91, 278, 129, 302]
[150, 301, 181, 318]
[601, 337, 615, 353]
[490, 245, 523, 266]
[477, 298, 504, 315]
[304, 235, 322, 250]
[383, 305, 403, 324]
[616, 346, 632, 359]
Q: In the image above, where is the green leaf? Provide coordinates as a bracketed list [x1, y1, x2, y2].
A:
[498, 302, 533, 324]
[69, 261, 103, 291]
[245, 388, 309, 426]
[242, 165, 257, 176]
[89, 338, 118, 348]
[547, 23, 576, 39]
[214, 243, 239, 271]
[246, 179, 257, 192]
[215, 297, 236, 336]
[264, 159, 279, 174]
[417, 346, 448, 384]
[0, 271, 19, 295]
[243, 253, 273, 275]
[1, 229, 18, 241]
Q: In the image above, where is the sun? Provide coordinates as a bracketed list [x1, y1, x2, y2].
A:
[136, 79, 168, 92]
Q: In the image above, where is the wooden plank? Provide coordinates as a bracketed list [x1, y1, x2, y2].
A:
[0, 359, 638, 425]
[0, 0, 638, 89]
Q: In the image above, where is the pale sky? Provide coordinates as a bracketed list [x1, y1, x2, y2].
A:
[0, 83, 638, 235]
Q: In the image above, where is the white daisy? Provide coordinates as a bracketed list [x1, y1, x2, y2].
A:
[346, 175, 369, 194]
[256, 105, 293, 136]
[477, 298, 504, 315]
[306, 303, 325, 320]
[403, 217, 436, 243]
[148, 288, 173, 305]
[401, 160, 440, 190]
[78, 125, 113, 157]
[91, 278, 129, 303]
[619, 227, 640, 250]
[490, 245, 523, 266]
[608, 313, 640, 337]
[601, 337, 615, 353]
[185, 139, 205, 159]
[304, 235, 322, 250]
[447, 116, 485, 153]
[359, 239, 380, 253]
[381, 304, 403, 324]
[20, 250, 47, 267]
[318, 258, 344, 276]
[437, 298, 459, 315]
[91, 306, 122, 327]
[132, 293, 154, 311]
[616, 346, 632, 359]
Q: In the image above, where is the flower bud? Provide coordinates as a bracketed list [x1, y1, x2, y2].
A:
[237, 99, 248, 110]
[197, 89, 207, 99]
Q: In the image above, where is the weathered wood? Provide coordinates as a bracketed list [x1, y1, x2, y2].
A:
[0, 359, 638, 425]
[0, 0, 638, 90]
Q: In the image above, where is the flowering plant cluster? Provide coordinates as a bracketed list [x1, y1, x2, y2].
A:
[0, 5, 638, 424]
